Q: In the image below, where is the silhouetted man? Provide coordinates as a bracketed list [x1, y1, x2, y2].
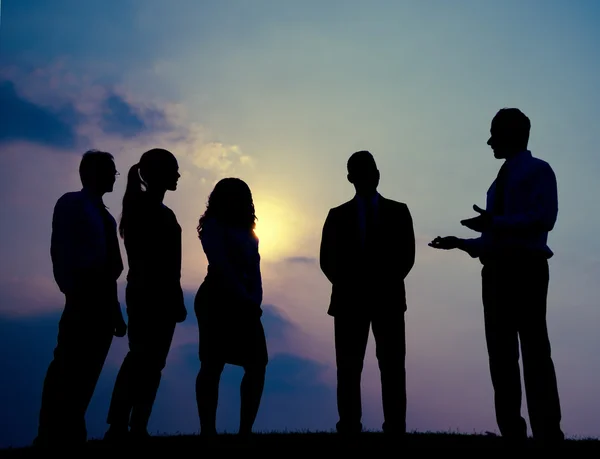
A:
[429, 108, 564, 445]
[35, 150, 127, 448]
[320, 151, 415, 436]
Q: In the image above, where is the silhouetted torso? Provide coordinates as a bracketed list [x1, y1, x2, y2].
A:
[321, 194, 415, 316]
[200, 216, 262, 313]
[461, 150, 558, 263]
[51, 188, 123, 300]
[124, 197, 182, 305]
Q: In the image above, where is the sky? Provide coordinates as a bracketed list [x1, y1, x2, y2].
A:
[1, 0, 600, 448]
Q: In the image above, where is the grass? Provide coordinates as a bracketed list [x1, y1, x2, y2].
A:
[1, 430, 599, 456]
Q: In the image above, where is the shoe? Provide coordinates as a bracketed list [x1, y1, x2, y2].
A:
[104, 426, 130, 444]
[129, 429, 151, 442]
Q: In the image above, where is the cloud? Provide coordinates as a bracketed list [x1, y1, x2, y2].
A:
[284, 256, 317, 265]
[100, 93, 158, 138]
[0, 80, 78, 148]
[0, 63, 251, 180]
[0, 276, 63, 318]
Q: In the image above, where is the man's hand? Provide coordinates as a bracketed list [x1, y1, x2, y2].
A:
[460, 205, 493, 233]
[428, 236, 461, 250]
[114, 316, 127, 337]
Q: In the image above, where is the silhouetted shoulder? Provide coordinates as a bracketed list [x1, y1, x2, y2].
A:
[524, 155, 557, 185]
[161, 204, 178, 220]
[329, 199, 355, 213]
[530, 156, 555, 174]
[54, 190, 85, 213]
[380, 197, 410, 213]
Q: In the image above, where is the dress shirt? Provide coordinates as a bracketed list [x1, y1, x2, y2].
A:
[462, 150, 558, 260]
[51, 188, 123, 295]
[356, 192, 380, 247]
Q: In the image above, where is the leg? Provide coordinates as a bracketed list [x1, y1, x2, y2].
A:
[37, 298, 112, 446]
[372, 309, 406, 435]
[239, 320, 268, 435]
[128, 318, 177, 434]
[333, 314, 371, 434]
[517, 259, 563, 443]
[106, 350, 136, 433]
[71, 326, 113, 440]
[37, 310, 77, 445]
[482, 264, 527, 440]
[196, 360, 225, 435]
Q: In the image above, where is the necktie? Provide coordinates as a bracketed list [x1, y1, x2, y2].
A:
[494, 162, 509, 216]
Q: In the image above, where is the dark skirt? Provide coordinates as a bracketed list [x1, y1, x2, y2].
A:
[194, 281, 268, 368]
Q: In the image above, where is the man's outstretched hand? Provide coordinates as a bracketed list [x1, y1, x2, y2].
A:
[460, 205, 493, 233]
[428, 236, 460, 250]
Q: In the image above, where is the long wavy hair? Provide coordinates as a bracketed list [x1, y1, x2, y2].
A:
[119, 148, 175, 239]
[197, 177, 257, 236]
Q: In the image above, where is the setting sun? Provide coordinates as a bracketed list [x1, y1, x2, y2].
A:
[253, 197, 298, 260]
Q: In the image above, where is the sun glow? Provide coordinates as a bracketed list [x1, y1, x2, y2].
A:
[253, 197, 298, 260]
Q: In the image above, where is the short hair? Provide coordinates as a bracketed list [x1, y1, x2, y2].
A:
[493, 108, 531, 146]
[347, 150, 376, 175]
[79, 149, 115, 186]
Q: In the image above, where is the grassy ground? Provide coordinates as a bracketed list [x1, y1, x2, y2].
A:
[1, 431, 599, 456]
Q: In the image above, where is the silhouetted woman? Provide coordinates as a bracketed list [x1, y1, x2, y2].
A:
[195, 178, 268, 438]
[105, 148, 187, 441]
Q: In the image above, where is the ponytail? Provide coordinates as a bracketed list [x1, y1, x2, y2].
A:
[118, 163, 144, 238]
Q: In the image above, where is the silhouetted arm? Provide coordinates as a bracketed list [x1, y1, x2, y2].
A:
[200, 219, 254, 304]
[398, 204, 415, 279]
[319, 209, 337, 284]
[50, 194, 79, 295]
[492, 162, 558, 233]
[459, 237, 483, 258]
[248, 236, 263, 307]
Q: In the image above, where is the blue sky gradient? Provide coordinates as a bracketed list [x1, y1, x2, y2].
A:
[1, 0, 600, 448]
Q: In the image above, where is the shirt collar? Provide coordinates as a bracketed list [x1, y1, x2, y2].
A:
[355, 192, 380, 207]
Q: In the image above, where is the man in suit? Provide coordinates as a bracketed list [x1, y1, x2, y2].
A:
[429, 108, 564, 445]
[320, 150, 415, 436]
[35, 150, 127, 448]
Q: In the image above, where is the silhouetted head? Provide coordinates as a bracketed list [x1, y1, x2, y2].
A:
[79, 150, 118, 195]
[197, 177, 257, 236]
[487, 108, 531, 159]
[119, 148, 179, 238]
[347, 150, 380, 197]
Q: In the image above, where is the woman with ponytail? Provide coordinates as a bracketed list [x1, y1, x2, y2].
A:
[104, 148, 187, 442]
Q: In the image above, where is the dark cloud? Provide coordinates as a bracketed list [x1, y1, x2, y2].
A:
[0, 80, 78, 149]
[100, 93, 170, 138]
[284, 256, 318, 265]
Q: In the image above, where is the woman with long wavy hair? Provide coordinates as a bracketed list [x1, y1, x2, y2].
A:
[194, 177, 268, 439]
[104, 148, 187, 442]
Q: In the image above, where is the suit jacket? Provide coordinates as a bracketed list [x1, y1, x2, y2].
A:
[319, 194, 415, 317]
